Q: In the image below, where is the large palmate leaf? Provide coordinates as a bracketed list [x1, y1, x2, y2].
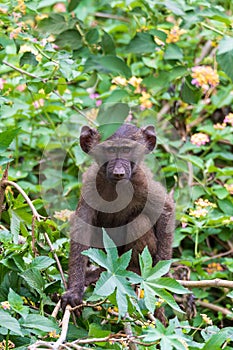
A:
[82, 232, 141, 317]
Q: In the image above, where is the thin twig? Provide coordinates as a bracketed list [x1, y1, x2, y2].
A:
[94, 12, 130, 22]
[0, 166, 9, 220]
[197, 300, 233, 318]
[52, 300, 61, 318]
[178, 278, 233, 289]
[3, 59, 48, 83]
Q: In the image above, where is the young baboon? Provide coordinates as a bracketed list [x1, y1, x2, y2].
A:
[61, 124, 175, 316]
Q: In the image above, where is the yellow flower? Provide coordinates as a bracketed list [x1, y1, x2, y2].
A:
[224, 113, 233, 126]
[111, 76, 127, 86]
[191, 66, 219, 92]
[166, 25, 186, 43]
[139, 91, 153, 109]
[190, 133, 210, 146]
[48, 330, 60, 338]
[128, 76, 142, 93]
[200, 313, 213, 325]
[16, 0, 26, 14]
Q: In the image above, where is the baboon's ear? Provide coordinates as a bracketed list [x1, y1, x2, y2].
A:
[141, 125, 156, 152]
[80, 126, 100, 154]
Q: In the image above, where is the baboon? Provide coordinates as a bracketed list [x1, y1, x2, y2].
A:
[61, 124, 175, 316]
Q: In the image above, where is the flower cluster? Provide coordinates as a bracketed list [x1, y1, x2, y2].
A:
[224, 112, 233, 126]
[207, 262, 223, 274]
[166, 25, 186, 43]
[200, 313, 213, 325]
[191, 66, 219, 92]
[195, 198, 216, 208]
[189, 208, 208, 218]
[54, 209, 74, 222]
[139, 91, 153, 109]
[213, 122, 226, 130]
[190, 132, 210, 146]
[111, 76, 152, 109]
[190, 198, 216, 218]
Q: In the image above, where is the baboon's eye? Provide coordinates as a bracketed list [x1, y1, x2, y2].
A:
[107, 146, 117, 153]
[121, 147, 131, 154]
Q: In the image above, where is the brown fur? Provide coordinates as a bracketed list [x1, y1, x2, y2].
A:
[61, 124, 175, 321]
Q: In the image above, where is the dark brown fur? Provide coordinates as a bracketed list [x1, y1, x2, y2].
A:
[61, 124, 175, 320]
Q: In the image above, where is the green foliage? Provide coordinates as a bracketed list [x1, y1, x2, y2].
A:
[0, 0, 233, 348]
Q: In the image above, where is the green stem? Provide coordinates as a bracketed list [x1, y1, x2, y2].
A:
[194, 229, 199, 257]
[5, 331, 9, 350]
[201, 23, 225, 36]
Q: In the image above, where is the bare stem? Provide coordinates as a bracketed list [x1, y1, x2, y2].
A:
[178, 278, 233, 289]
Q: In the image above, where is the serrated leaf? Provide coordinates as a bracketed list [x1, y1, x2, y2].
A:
[179, 154, 204, 169]
[0, 309, 23, 336]
[10, 210, 20, 244]
[181, 76, 202, 104]
[30, 256, 55, 270]
[0, 127, 21, 153]
[21, 268, 45, 293]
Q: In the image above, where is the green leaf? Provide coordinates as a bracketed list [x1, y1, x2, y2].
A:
[101, 31, 116, 55]
[139, 246, 153, 278]
[68, 0, 80, 12]
[153, 288, 184, 313]
[178, 154, 204, 169]
[38, 14, 70, 35]
[145, 260, 172, 280]
[88, 323, 111, 339]
[217, 36, 233, 81]
[0, 128, 21, 153]
[22, 314, 59, 334]
[82, 248, 110, 270]
[164, 44, 183, 61]
[84, 55, 131, 78]
[8, 289, 28, 319]
[30, 256, 55, 270]
[20, 52, 38, 66]
[202, 327, 233, 350]
[146, 277, 190, 294]
[181, 76, 202, 104]
[0, 310, 23, 336]
[217, 198, 233, 215]
[55, 29, 82, 50]
[97, 103, 129, 140]
[20, 268, 45, 293]
[10, 210, 20, 244]
[126, 32, 158, 54]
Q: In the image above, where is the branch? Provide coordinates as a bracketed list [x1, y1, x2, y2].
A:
[178, 278, 233, 289]
[0, 166, 9, 219]
[3, 60, 48, 83]
[53, 305, 71, 349]
[197, 300, 233, 318]
[1, 178, 67, 289]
